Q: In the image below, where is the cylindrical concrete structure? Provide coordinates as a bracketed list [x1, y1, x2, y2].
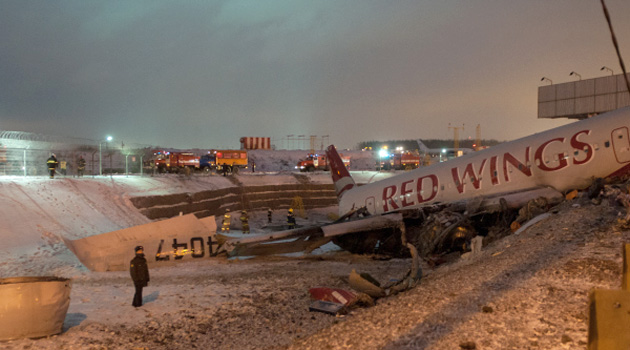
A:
[0, 276, 71, 341]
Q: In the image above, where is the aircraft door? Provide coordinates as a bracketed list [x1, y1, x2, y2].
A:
[365, 196, 376, 214]
[612, 127, 630, 163]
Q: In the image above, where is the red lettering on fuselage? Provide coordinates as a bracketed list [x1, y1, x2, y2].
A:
[401, 180, 414, 207]
[381, 174, 440, 212]
[534, 138, 568, 171]
[490, 156, 499, 185]
[382, 185, 398, 212]
[417, 174, 438, 203]
[378, 129, 595, 213]
[570, 130, 593, 165]
[503, 146, 531, 182]
[452, 159, 487, 194]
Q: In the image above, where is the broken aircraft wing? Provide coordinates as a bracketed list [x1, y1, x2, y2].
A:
[222, 213, 403, 257]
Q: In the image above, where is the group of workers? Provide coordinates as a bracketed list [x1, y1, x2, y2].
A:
[221, 207, 296, 233]
[46, 153, 86, 179]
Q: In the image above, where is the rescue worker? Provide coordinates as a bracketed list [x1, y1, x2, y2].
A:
[240, 210, 249, 233]
[130, 246, 150, 307]
[222, 163, 228, 176]
[76, 155, 86, 177]
[222, 209, 231, 232]
[287, 208, 296, 229]
[267, 208, 273, 224]
[46, 154, 59, 179]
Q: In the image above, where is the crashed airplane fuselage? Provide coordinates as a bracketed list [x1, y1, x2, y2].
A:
[330, 107, 630, 217]
[64, 107, 630, 270]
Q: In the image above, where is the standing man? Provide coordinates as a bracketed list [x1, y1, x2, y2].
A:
[287, 208, 296, 229]
[221, 209, 231, 232]
[77, 155, 86, 177]
[46, 154, 59, 179]
[240, 210, 249, 234]
[267, 208, 273, 224]
[130, 246, 150, 307]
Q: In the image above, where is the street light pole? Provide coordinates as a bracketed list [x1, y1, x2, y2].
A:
[569, 71, 582, 80]
[99, 135, 113, 176]
[540, 77, 553, 85]
[99, 142, 102, 176]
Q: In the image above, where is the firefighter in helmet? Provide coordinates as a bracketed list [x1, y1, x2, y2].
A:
[221, 209, 231, 232]
[47, 154, 59, 179]
[77, 155, 86, 177]
[287, 208, 296, 229]
[240, 210, 249, 234]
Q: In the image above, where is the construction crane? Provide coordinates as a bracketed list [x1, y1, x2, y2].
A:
[448, 123, 464, 153]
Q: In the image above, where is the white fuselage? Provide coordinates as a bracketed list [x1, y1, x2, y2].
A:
[340, 107, 630, 215]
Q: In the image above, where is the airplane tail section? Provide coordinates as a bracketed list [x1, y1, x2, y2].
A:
[326, 145, 355, 199]
[417, 139, 429, 153]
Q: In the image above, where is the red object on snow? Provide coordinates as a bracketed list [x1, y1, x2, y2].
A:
[309, 287, 357, 306]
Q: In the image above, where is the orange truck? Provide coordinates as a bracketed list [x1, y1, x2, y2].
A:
[296, 153, 350, 172]
[211, 149, 248, 173]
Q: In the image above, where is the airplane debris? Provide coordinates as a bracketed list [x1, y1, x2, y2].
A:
[514, 213, 552, 235]
[461, 236, 483, 260]
[309, 287, 358, 306]
[63, 214, 218, 272]
[308, 300, 347, 316]
[514, 197, 550, 225]
[348, 229, 422, 300]
[565, 189, 578, 200]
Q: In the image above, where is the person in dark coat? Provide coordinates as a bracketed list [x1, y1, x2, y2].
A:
[130, 246, 150, 307]
[76, 155, 86, 177]
[47, 154, 59, 179]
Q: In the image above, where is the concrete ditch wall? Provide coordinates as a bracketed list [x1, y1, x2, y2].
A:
[129, 183, 338, 220]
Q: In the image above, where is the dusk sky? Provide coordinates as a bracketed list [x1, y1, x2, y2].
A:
[2, 1, 629, 150]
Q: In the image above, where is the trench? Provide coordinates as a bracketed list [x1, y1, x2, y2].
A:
[129, 183, 338, 220]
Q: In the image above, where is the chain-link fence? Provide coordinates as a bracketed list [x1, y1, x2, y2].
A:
[0, 131, 155, 177]
[0, 146, 155, 177]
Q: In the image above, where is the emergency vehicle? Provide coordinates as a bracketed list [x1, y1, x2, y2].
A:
[154, 151, 199, 173]
[296, 153, 350, 172]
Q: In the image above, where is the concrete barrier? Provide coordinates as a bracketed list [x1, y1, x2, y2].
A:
[129, 183, 338, 220]
[588, 289, 630, 349]
[0, 276, 71, 341]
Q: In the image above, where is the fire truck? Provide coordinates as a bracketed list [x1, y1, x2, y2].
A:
[296, 153, 350, 172]
[380, 151, 421, 170]
[154, 151, 199, 173]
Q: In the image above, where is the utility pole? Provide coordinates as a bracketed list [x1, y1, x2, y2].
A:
[475, 124, 481, 151]
[321, 135, 329, 150]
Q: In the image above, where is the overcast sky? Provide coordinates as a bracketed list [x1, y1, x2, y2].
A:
[1, 0, 629, 150]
